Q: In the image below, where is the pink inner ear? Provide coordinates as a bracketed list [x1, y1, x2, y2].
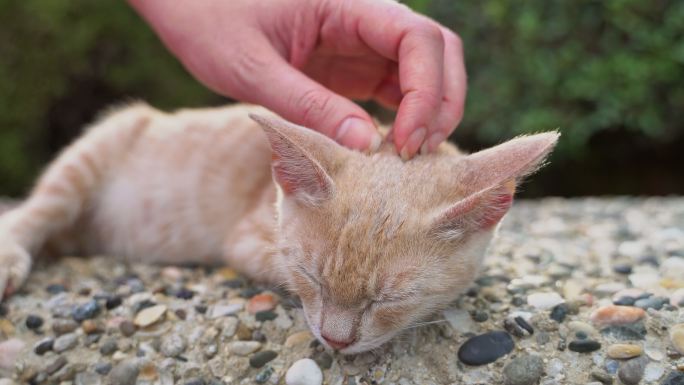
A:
[439, 182, 515, 232]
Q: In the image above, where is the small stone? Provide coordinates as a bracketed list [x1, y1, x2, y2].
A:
[46, 283, 67, 294]
[568, 321, 597, 337]
[161, 266, 183, 280]
[82, 319, 103, 334]
[285, 331, 314, 348]
[471, 310, 489, 322]
[218, 317, 239, 338]
[100, 339, 118, 355]
[94, 362, 113, 375]
[613, 297, 637, 306]
[160, 334, 187, 357]
[590, 306, 646, 326]
[106, 296, 123, 310]
[256, 366, 274, 383]
[444, 308, 477, 334]
[247, 294, 278, 314]
[34, 337, 54, 355]
[613, 264, 633, 275]
[660, 371, 684, 385]
[134, 304, 167, 327]
[236, 323, 252, 340]
[72, 300, 101, 322]
[634, 296, 668, 310]
[457, 331, 515, 366]
[252, 330, 267, 342]
[502, 355, 544, 385]
[504, 318, 529, 338]
[53, 333, 78, 352]
[45, 355, 68, 375]
[617, 356, 648, 385]
[310, 351, 333, 370]
[119, 320, 137, 336]
[175, 287, 195, 300]
[549, 304, 568, 323]
[184, 378, 205, 385]
[217, 267, 238, 280]
[208, 303, 243, 319]
[286, 358, 323, 385]
[670, 288, 684, 307]
[52, 319, 79, 335]
[606, 344, 643, 359]
[249, 350, 278, 368]
[590, 370, 613, 384]
[600, 323, 647, 341]
[568, 339, 601, 353]
[669, 324, 684, 354]
[108, 361, 139, 385]
[228, 341, 262, 356]
[527, 292, 564, 310]
[255, 310, 277, 321]
[25, 315, 44, 330]
[643, 363, 665, 382]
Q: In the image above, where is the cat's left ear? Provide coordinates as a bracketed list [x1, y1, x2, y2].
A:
[250, 114, 348, 206]
[432, 132, 559, 236]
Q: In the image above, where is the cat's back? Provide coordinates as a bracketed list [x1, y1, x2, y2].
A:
[82, 103, 276, 262]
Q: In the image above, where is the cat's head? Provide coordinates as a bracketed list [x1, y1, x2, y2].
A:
[251, 114, 558, 354]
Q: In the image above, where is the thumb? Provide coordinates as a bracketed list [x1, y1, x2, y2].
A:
[236, 46, 381, 151]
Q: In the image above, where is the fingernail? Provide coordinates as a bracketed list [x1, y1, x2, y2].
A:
[336, 117, 376, 151]
[368, 132, 382, 153]
[427, 132, 447, 152]
[399, 127, 427, 161]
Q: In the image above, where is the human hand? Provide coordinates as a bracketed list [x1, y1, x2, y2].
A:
[129, 0, 466, 158]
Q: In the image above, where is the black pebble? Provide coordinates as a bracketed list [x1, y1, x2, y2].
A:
[457, 331, 515, 366]
[185, 378, 205, 385]
[255, 310, 277, 322]
[249, 350, 278, 368]
[194, 305, 208, 314]
[25, 315, 44, 330]
[614, 296, 637, 306]
[100, 338, 118, 355]
[33, 338, 54, 355]
[94, 362, 112, 375]
[72, 299, 101, 322]
[132, 299, 156, 314]
[515, 316, 534, 334]
[105, 296, 123, 310]
[511, 296, 525, 306]
[613, 264, 633, 275]
[575, 331, 588, 340]
[549, 304, 568, 323]
[0, 303, 8, 317]
[471, 310, 489, 322]
[46, 284, 67, 294]
[175, 287, 195, 300]
[568, 339, 601, 353]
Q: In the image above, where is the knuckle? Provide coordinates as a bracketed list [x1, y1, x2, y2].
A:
[290, 88, 333, 130]
[411, 89, 442, 111]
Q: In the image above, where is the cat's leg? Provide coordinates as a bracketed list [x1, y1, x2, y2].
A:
[0, 105, 152, 299]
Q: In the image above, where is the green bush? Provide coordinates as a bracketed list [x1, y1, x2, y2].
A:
[408, 0, 684, 157]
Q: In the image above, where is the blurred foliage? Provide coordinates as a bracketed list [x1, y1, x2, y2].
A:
[406, 0, 684, 156]
[0, 0, 682, 196]
[0, 0, 219, 195]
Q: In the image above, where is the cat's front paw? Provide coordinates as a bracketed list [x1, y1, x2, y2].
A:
[0, 240, 31, 301]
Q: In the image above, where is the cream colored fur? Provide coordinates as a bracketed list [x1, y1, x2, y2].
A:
[0, 103, 558, 353]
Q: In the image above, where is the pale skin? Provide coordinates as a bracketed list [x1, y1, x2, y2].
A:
[128, 0, 467, 159]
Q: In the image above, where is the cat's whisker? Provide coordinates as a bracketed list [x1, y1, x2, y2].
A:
[399, 319, 449, 331]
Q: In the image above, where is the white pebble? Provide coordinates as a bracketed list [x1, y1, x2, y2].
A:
[643, 363, 665, 382]
[527, 292, 565, 310]
[209, 303, 243, 319]
[286, 358, 323, 385]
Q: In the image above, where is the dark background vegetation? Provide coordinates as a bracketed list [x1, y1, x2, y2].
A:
[0, 0, 682, 197]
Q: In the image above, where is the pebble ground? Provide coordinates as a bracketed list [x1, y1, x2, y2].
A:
[1, 197, 683, 385]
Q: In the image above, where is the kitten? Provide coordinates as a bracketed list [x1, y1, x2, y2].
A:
[0, 103, 558, 353]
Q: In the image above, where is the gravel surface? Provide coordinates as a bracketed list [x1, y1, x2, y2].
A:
[1, 197, 683, 384]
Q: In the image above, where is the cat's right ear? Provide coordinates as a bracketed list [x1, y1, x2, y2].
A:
[250, 114, 346, 206]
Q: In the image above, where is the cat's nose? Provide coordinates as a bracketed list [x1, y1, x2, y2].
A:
[321, 334, 354, 350]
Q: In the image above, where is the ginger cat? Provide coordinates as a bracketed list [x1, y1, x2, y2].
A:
[0, 103, 558, 353]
